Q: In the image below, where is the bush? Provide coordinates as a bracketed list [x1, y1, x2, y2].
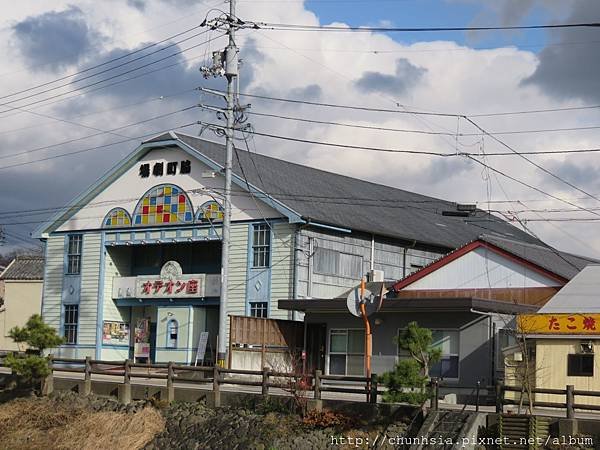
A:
[379, 359, 431, 405]
[4, 354, 51, 382]
[5, 314, 64, 389]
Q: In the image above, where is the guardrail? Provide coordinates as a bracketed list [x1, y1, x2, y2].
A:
[0, 354, 380, 404]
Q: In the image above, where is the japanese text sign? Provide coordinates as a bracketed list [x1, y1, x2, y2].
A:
[518, 314, 600, 335]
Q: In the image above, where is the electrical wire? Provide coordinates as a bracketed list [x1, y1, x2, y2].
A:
[259, 21, 600, 33]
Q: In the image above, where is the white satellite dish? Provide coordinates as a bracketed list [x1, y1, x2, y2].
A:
[346, 284, 382, 317]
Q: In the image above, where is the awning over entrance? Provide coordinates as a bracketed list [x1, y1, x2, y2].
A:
[278, 297, 539, 314]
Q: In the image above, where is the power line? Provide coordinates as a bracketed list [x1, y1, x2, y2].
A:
[235, 91, 461, 118]
[0, 122, 198, 171]
[259, 21, 600, 33]
[465, 155, 600, 218]
[0, 26, 205, 103]
[0, 106, 198, 162]
[0, 87, 196, 137]
[0, 34, 225, 117]
[246, 108, 600, 137]
[464, 116, 600, 204]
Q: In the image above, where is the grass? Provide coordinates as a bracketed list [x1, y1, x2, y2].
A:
[0, 397, 165, 450]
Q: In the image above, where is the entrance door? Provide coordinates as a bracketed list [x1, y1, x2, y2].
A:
[306, 323, 326, 373]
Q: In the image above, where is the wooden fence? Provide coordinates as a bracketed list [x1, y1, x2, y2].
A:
[498, 382, 600, 417]
[0, 354, 379, 405]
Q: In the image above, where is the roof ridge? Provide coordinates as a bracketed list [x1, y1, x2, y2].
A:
[173, 132, 460, 207]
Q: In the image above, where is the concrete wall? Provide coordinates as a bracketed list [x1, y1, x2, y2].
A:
[305, 311, 496, 387]
[0, 280, 43, 351]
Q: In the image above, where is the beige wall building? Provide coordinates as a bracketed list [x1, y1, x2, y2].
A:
[505, 265, 600, 406]
[0, 256, 44, 351]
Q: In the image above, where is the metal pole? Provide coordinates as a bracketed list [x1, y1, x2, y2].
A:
[217, 0, 238, 367]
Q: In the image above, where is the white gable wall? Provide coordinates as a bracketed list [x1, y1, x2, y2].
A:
[404, 247, 562, 290]
[57, 146, 283, 232]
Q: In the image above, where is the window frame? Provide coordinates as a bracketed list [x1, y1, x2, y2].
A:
[567, 353, 594, 377]
[249, 301, 268, 318]
[328, 328, 365, 376]
[313, 247, 363, 280]
[251, 223, 271, 269]
[66, 234, 83, 275]
[63, 304, 79, 345]
[166, 319, 179, 349]
[396, 327, 460, 381]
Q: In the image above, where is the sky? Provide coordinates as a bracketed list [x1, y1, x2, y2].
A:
[1, 0, 600, 260]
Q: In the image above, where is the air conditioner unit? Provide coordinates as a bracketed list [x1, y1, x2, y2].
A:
[368, 270, 384, 282]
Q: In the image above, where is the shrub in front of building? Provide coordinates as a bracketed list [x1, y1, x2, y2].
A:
[380, 321, 441, 405]
[5, 314, 64, 391]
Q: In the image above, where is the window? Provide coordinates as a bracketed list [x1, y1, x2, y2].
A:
[197, 201, 224, 223]
[102, 208, 131, 228]
[64, 305, 79, 344]
[329, 329, 364, 376]
[429, 330, 459, 379]
[167, 319, 178, 348]
[250, 302, 268, 318]
[314, 248, 363, 279]
[132, 184, 194, 226]
[568, 354, 594, 377]
[66, 235, 82, 275]
[252, 224, 271, 268]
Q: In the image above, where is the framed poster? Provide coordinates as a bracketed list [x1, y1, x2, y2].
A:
[102, 321, 130, 346]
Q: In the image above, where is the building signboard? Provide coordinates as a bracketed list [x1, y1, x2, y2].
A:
[102, 321, 130, 346]
[134, 261, 205, 298]
[518, 313, 600, 335]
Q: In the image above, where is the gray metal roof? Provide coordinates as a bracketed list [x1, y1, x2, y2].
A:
[151, 132, 547, 250]
[0, 256, 45, 281]
[539, 264, 600, 313]
[481, 235, 598, 280]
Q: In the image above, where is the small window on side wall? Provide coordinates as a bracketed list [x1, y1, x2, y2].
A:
[167, 319, 178, 348]
[66, 234, 82, 275]
[568, 354, 594, 377]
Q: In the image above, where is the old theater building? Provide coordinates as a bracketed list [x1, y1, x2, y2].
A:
[36, 131, 585, 367]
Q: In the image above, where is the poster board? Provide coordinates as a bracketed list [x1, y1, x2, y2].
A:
[102, 321, 130, 346]
[195, 332, 209, 366]
[134, 318, 150, 360]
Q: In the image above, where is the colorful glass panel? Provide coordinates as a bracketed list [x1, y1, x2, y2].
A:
[103, 208, 132, 228]
[133, 184, 194, 226]
[197, 201, 224, 223]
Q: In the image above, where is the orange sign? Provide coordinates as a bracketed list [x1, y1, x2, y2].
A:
[518, 314, 600, 334]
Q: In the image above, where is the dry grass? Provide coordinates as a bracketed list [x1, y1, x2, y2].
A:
[0, 397, 165, 450]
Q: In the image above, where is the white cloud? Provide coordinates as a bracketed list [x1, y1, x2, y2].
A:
[1, 0, 600, 258]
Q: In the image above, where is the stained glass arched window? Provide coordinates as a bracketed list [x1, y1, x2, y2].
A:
[133, 184, 194, 226]
[103, 208, 131, 228]
[197, 200, 224, 223]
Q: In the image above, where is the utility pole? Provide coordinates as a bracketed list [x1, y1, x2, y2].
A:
[219, 0, 237, 367]
[200, 0, 242, 367]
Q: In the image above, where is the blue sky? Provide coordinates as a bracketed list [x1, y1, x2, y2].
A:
[305, 0, 552, 50]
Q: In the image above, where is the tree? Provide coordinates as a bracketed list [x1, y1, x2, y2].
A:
[397, 321, 442, 378]
[5, 314, 64, 389]
[380, 321, 442, 404]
